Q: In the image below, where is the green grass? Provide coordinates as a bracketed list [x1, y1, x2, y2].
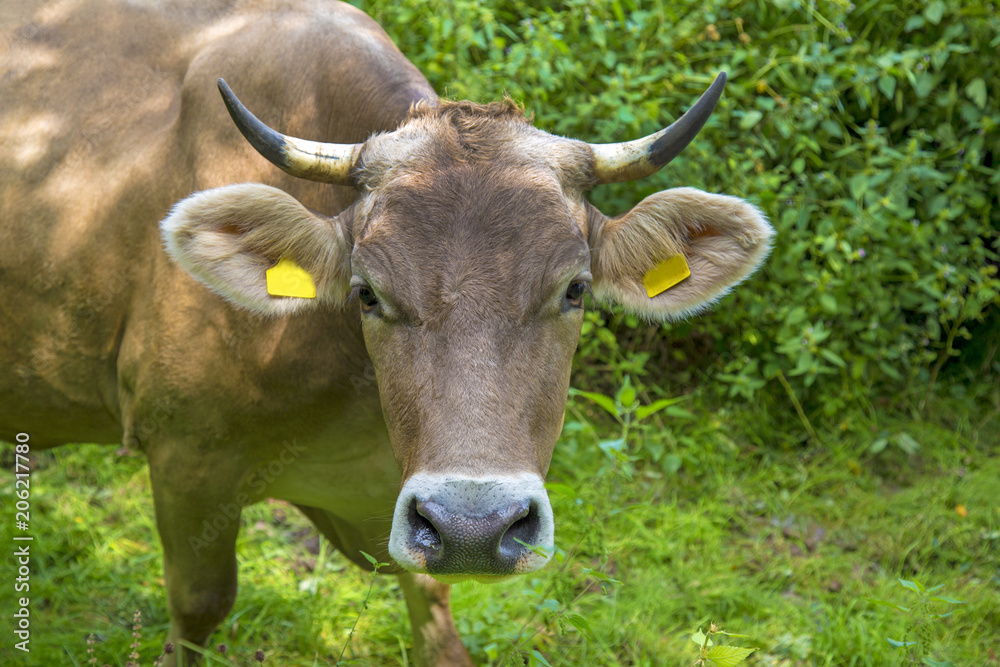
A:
[2, 382, 997, 666]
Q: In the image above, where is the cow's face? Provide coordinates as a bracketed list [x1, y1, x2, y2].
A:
[161, 83, 773, 580]
[352, 143, 591, 576]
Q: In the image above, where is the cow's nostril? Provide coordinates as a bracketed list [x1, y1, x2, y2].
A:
[500, 501, 540, 556]
[409, 497, 441, 551]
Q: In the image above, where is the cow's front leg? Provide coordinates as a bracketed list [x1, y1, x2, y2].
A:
[399, 572, 473, 666]
[148, 443, 243, 666]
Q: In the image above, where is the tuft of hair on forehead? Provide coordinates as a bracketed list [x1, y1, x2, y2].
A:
[403, 97, 536, 161]
[408, 97, 533, 126]
[356, 96, 594, 195]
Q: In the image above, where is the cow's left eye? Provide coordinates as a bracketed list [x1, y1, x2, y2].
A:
[565, 280, 589, 309]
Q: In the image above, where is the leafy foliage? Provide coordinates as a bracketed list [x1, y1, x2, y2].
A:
[868, 578, 967, 665]
[690, 624, 757, 666]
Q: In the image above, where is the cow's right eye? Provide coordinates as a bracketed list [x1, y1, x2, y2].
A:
[357, 285, 379, 314]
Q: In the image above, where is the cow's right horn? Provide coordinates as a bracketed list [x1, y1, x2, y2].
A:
[589, 72, 727, 184]
[218, 79, 362, 186]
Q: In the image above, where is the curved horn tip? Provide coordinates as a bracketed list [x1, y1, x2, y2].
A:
[215, 78, 293, 171]
[591, 71, 729, 184]
[647, 70, 728, 164]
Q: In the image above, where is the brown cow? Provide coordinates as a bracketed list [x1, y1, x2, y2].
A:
[0, 1, 772, 664]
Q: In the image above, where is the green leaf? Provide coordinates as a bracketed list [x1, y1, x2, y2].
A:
[569, 388, 619, 419]
[849, 172, 869, 200]
[893, 432, 920, 455]
[636, 395, 687, 420]
[930, 596, 966, 605]
[739, 110, 764, 130]
[819, 293, 838, 314]
[616, 376, 636, 410]
[665, 406, 695, 419]
[878, 75, 896, 99]
[912, 72, 935, 99]
[819, 348, 847, 369]
[904, 15, 924, 32]
[539, 598, 560, 613]
[899, 578, 924, 593]
[598, 438, 625, 458]
[581, 568, 622, 586]
[616, 107, 636, 124]
[530, 649, 553, 667]
[513, 537, 552, 559]
[691, 629, 711, 646]
[888, 638, 918, 648]
[870, 437, 889, 454]
[785, 306, 807, 326]
[867, 598, 911, 613]
[564, 613, 594, 638]
[544, 482, 577, 500]
[923, 0, 945, 24]
[706, 645, 756, 667]
[610, 0, 625, 24]
[965, 78, 987, 109]
[360, 550, 378, 567]
[713, 630, 751, 639]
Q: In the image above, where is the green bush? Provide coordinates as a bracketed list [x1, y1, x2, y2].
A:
[351, 0, 999, 422]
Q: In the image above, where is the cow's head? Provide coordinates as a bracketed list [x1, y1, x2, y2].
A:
[161, 75, 772, 581]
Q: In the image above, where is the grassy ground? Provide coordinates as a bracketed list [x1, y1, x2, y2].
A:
[2, 379, 997, 666]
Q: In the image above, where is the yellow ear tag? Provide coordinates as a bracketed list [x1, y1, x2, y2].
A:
[642, 254, 691, 298]
[266, 257, 316, 299]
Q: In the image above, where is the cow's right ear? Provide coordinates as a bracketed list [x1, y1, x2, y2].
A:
[160, 183, 352, 316]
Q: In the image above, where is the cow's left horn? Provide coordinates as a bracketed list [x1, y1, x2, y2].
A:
[590, 72, 726, 184]
[218, 79, 362, 185]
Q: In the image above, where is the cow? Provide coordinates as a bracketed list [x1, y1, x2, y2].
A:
[0, 1, 773, 664]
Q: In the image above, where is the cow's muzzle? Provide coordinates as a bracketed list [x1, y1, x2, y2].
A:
[388, 473, 554, 580]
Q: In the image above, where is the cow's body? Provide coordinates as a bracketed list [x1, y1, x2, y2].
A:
[3, 0, 419, 534]
[1, 2, 772, 665]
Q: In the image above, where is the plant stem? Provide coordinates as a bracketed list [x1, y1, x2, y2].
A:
[337, 566, 381, 665]
[776, 370, 821, 444]
[921, 311, 964, 412]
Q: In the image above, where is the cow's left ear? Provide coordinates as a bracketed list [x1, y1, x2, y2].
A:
[160, 183, 352, 316]
[589, 187, 773, 320]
